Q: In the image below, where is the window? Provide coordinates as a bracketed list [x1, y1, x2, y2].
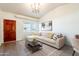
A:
[23, 22, 39, 32]
[24, 23, 31, 32]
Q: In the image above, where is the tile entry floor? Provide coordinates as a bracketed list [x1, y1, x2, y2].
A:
[0, 40, 79, 56]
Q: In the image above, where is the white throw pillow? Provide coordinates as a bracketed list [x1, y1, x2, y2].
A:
[52, 34, 58, 40]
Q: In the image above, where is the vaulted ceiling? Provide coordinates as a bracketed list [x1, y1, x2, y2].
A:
[0, 3, 66, 19]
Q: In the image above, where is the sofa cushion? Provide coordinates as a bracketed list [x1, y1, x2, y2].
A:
[44, 38, 56, 44]
[40, 32, 54, 38]
[40, 32, 46, 37]
[36, 36, 56, 44]
[31, 32, 40, 36]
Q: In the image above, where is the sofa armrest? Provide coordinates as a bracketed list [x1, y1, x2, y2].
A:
[56, 37, 64, 49]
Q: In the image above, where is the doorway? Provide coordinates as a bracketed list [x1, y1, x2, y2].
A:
[4, 19, 16, 43]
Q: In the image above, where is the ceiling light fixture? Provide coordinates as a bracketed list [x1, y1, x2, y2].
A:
[31, 3, 40, 14]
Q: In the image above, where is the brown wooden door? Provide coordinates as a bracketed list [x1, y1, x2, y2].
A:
[4, 19, 16, 42]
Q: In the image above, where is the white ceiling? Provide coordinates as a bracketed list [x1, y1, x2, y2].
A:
[0, 3, 66, 19]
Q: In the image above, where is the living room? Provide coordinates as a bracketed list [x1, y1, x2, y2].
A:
[0, 3, 79, 56]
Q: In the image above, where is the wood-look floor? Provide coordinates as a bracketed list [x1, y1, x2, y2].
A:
[0, 40, 79, 56]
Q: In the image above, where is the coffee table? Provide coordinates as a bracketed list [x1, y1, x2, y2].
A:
[25, 37, 42, 53]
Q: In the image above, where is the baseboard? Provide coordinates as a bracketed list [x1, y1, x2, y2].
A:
[4, 40, 16, 43]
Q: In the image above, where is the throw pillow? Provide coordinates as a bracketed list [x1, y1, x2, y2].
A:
[52, 34, 58, 40]
[47, 32, 54, 39]
[51, 33, 63, 40]
[57, 33, 63, 38]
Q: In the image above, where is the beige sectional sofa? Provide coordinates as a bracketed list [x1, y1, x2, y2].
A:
[26, 32, 65, 49]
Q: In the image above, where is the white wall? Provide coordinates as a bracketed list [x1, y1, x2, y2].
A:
[0, 10, 39, 44]
[40, 4, 79, 46]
